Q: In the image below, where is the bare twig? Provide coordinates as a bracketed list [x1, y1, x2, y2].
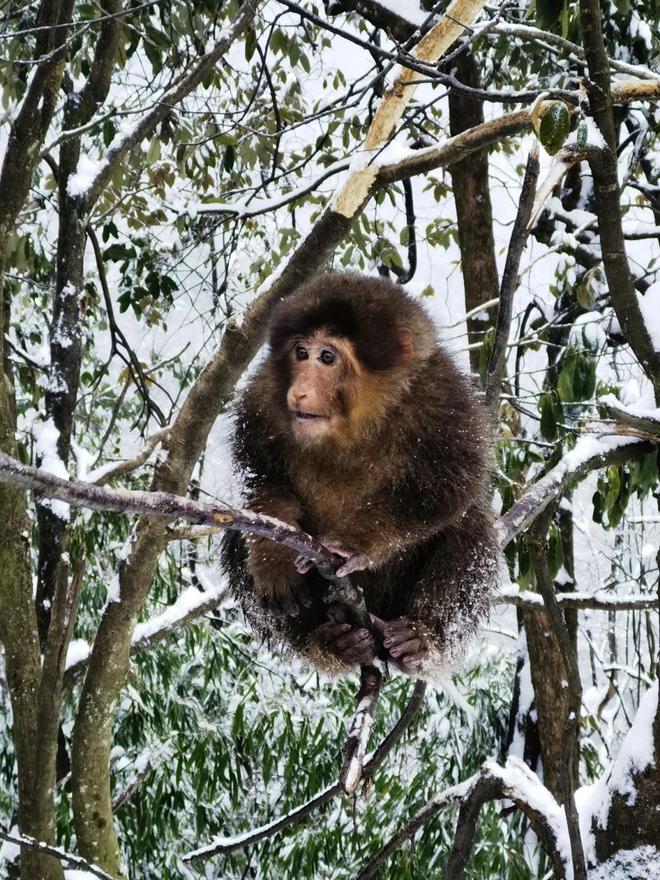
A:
[485, 145, 539, 410]
[112, 760, 154, 812]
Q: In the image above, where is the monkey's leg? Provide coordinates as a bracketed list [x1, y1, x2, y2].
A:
[246, 493, 314, 617]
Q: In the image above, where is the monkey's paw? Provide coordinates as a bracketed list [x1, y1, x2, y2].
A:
[369, 615, 428, 676]
[314, 604, 376, 665]
[320, 538, 371, 577]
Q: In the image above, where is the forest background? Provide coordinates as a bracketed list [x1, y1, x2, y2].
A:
[0, 0, 659, 878]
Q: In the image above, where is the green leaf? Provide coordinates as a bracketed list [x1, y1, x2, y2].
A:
[245, 27, 257, 61]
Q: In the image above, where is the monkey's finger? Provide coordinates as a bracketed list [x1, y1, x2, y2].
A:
[320, 538, 354, 558]
[334, 628, 373, 651]
[295, 556, 314, 574]
[383, 626, 416, 648]
[388, 638, 422, 659]
[317, 622, 352, 644]
[336, 553, 370, 577]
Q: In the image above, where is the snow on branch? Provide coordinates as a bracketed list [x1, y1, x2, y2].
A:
[496, 585, 658, 612]
[497, 434, 650, 548]
[356, 758, 571, 880]
[0, 828, 114, 880]
[64, 580, 227, 683]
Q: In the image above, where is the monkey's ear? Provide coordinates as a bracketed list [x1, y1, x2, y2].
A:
[400, 328, 414, 364]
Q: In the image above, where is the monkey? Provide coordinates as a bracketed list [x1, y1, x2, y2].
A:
[221, 272, 500, 677]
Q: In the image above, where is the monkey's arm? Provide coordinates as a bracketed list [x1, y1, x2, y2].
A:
[244, 491, 315, 616]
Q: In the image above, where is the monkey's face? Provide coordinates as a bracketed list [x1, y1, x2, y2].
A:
[285, 330, 356, 443]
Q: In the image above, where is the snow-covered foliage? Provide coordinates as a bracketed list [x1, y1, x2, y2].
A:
[0, 0, 658, 878]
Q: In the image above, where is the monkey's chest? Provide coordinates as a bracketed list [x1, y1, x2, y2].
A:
[291, 466, 386, 539]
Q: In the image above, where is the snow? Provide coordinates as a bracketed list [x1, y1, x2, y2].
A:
[598, 393, 660, 422]
[637, 283, 660, 351]
[589, 846, 660, 880]
[568, 311, 607, 351]
[375, 0, 427, 27]
[35, 418, 71, 521]
[577, 682, 658, 864]
[66, 154, 106, 198]
[485, 758, 572, 876]
[66, 577, 226, 670]
[0, 825, 20, 866]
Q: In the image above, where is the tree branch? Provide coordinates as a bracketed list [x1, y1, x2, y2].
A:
[356, 758, 570, 880]
[0, 828, 114, 880]
[340, 664, 383, 795]
[184, 679, 427, 861]
[485, 145, 539, 410]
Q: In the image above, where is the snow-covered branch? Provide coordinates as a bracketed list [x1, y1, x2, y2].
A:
[356, 758, 571, 880]
[0, 827, 114, 880]
[496, 586, 658, 612]
[497, 434, 650, 548]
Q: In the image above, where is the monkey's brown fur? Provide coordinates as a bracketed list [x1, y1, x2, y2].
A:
[221, 272, 500, 676]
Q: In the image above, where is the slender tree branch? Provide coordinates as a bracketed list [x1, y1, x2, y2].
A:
[579, 0, 660, 397]
[497, 434, 651, 547]
[356, 758, 570, 880]
[340, 664, 383, 795]
[485, 145, 539, 410]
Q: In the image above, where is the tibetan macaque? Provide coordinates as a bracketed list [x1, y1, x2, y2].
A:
[221, 273, 500, 677]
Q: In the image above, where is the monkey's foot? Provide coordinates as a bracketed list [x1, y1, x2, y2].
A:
[314, 604, 376, 665]
[320, 538, 371, 577]
[370, 615, 428, 675]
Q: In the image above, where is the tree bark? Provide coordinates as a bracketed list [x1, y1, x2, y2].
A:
[448, 51, 499, 374]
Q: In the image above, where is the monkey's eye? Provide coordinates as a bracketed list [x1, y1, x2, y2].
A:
[295, 346, 309, 360]
[319, 349, 336, 365]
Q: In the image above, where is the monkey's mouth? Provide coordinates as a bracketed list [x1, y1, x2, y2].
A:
[292, 409, 328, 421]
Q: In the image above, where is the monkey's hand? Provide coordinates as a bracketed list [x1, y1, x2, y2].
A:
[295, 538, 370, 577]
[369, 615, 429, 676]
[321, 537, 371, 577]
[314, 603, 376, 666]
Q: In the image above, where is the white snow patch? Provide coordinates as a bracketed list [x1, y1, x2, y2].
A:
[590, 845, 660, 880]
[568, 311, 607, 351]
[637, 284, 660, 351]
[35, 418, 71, 521]
[67, 154, 105, 198]
[577, 681, 658, 864]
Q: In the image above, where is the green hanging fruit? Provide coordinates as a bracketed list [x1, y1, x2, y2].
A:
[538, 102, 571, 155]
